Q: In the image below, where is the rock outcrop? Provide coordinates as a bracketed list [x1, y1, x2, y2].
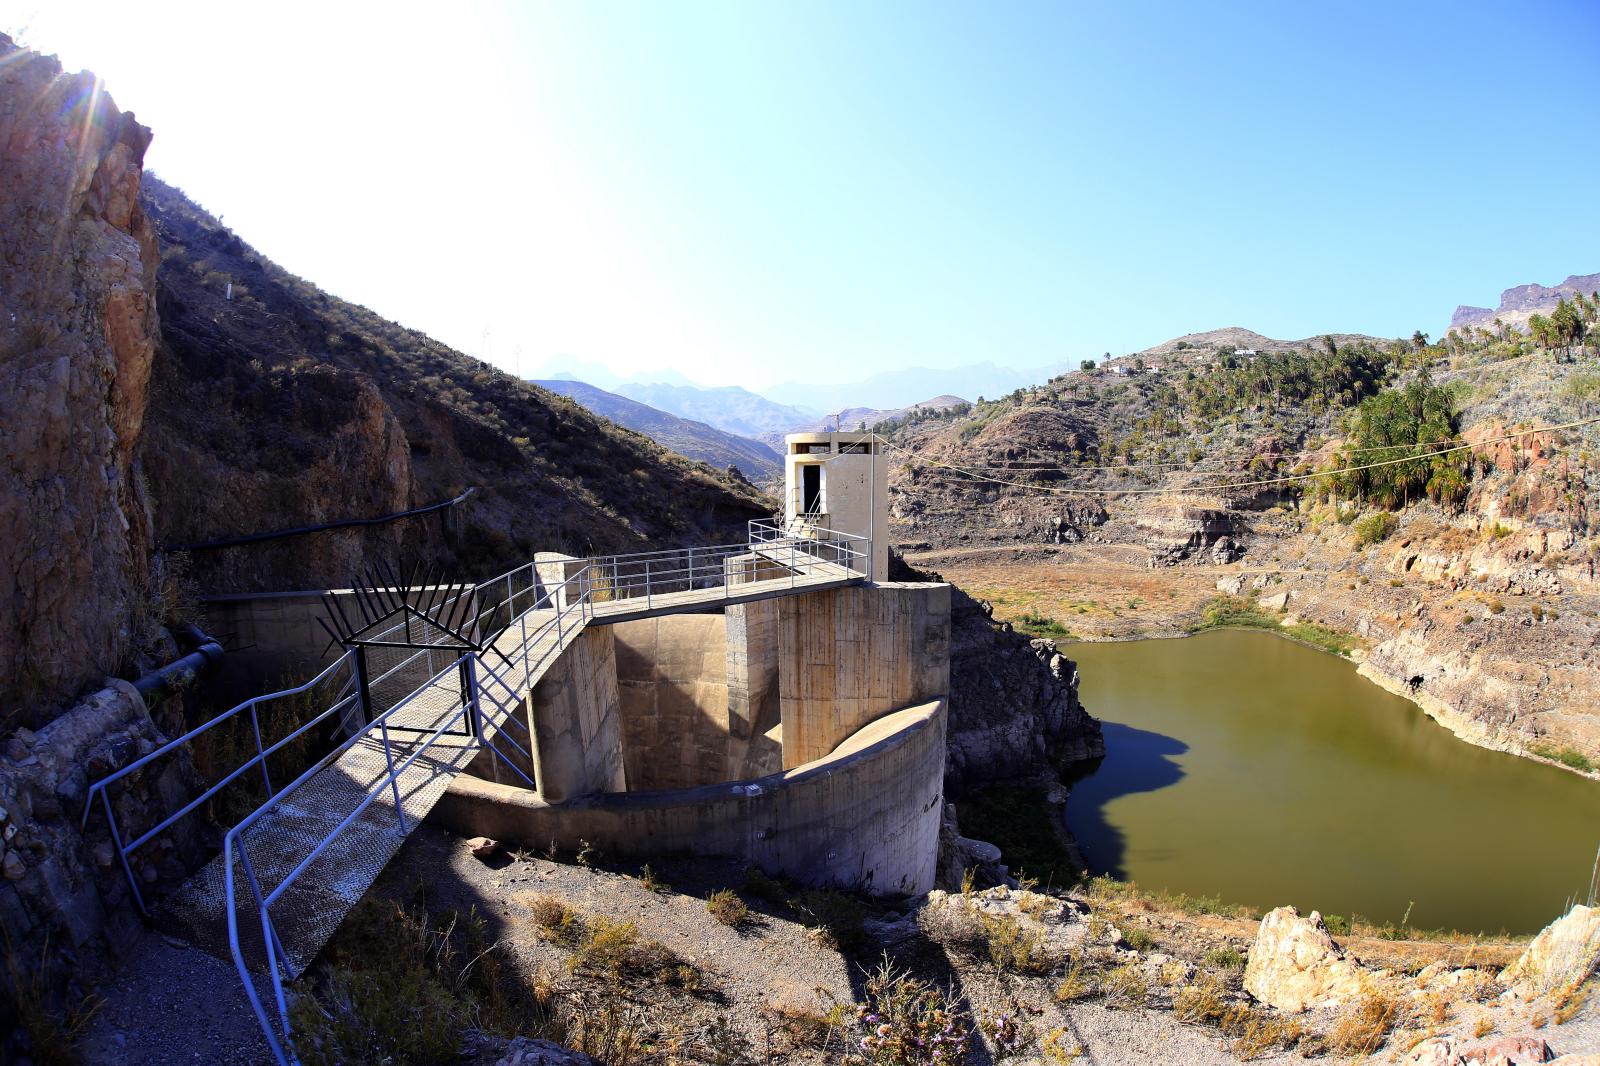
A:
[1242, 906, 1370, 1013]
[1403, 1035, 1555, 1065]
[893, 557, 1103, 789]
[1, 35, 162, 724]
[0, 679, 202, 1054]
[1501, 904, 1600, 998]
[1451, 273, 1600, 332]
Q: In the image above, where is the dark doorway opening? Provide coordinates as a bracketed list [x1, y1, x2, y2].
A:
[801, 464, 823, 514]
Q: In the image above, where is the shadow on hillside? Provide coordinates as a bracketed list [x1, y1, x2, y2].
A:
[1063, 721, 1187, 881]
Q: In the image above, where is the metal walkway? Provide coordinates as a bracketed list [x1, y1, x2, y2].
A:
[84, 520, 869, 1065]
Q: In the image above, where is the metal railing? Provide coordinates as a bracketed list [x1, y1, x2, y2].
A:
[80, 653, 358, 916]
[101, 521, 870, 1065]
[225, 655, 475, 1065]
[80, 583, 488, 913]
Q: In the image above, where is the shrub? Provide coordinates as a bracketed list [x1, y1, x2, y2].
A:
[1016, 610, 1071, 639]
[1529, 742, 1597, 773]
[741, 866, 785, 902]
[1123, 927, 1155, 952]
[638, 864, 669, 894]
[707, 889, 748, 927]
[1173, 975, 1305, 1059]
[1353, 512, 1398, 547]
[1321, 913, 1350, 936]
[843, 958, 969, 1066]
[1189, 594, 1278, 632]
[1203, 947, 1244, 970]
[292, 899, 559, 1065]
[1098, 963, 1148, 1009]
[980, 912, 1058, 975]
[1282, 620, 1356, 657]
[529, 895, 580, 945]
[1054, 961, 1094, 1002]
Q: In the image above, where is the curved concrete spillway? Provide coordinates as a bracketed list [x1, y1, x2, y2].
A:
[433, 580, 953, 895]
[435, 699, 947, 895]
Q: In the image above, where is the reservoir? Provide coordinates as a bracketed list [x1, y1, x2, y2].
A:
[1065, 629, 1600, 934]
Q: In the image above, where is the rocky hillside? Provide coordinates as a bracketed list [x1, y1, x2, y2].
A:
[532, 378, 781, 481]
[1453, 272, 1600, 333]
[138, 176, 773, 596]
[887, 322, 1600, 771]
[0, 36, 772, 726]
[891, 555, 1103, 791]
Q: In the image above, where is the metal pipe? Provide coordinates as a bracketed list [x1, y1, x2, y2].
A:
[131, 624, 226, 702]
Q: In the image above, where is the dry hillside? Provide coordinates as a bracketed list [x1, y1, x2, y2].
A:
[887, 324, 1600, 770]
[139, 176, 774, 595]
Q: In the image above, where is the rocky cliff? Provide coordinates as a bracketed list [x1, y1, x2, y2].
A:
[0, 36, 162, 728]
[1452, 272, 1600, 332]
[891, 555, 1104, 789]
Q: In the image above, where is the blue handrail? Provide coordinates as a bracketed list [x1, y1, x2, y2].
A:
[81, 651, 356, 914]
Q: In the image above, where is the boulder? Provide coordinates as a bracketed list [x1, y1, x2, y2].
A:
[1261, 590, 1293, 611]
[1243, 906, 1371, 1013]
[1502, 904, 1600, 997]
[1403, 1035, 1553, 1065]
[495, 1038, 601, 1066]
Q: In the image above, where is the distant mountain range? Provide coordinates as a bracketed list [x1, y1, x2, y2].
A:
[763, 361, 1070, 413]
[532, 380, 782, 480]
[756, 395, 969, 450]
[613, 382, 819, 438]
[536, 359, 1069, 415]
[1451, 273, 1600, 333]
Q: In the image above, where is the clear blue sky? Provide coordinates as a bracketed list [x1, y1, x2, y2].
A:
[14, 1, 1600, 388]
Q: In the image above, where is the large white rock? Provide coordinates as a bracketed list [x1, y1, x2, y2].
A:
[1243, 906, 1371, 1013]
[1503, 904, 1600, 997]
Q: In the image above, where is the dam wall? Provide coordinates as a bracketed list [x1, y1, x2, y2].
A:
[434, 699, 947, 895]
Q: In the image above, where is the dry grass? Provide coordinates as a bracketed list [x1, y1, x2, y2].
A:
[1097, 963, 1148, 1010]
[1324, 991, 1404, 1057]
[1169, 973, 1305, 1057]
[291, 898, 560, 1066]
[980, 912, 1060, 975]
[3, 933, 103, 1066]
[1054, 960, 1095, 1003]
[1554, 978, 1594, 1025]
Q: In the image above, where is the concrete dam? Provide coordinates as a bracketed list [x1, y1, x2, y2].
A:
[79, 431, 951, 1064]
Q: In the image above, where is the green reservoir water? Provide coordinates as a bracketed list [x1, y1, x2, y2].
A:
[1065, 629, 1600, 934]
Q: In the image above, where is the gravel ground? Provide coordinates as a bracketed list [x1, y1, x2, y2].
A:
[379, 825, 1299, 1064]
[79, 822, 1600, 1065]
[80, 929, 273, 1065]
